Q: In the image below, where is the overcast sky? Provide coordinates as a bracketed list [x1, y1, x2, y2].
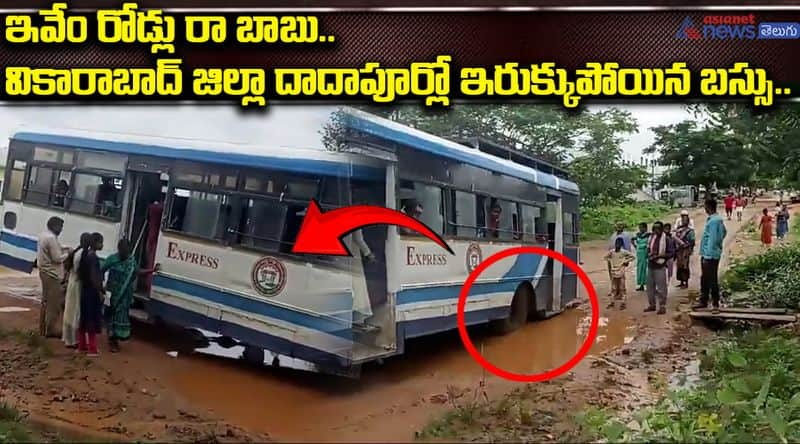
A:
[0, 104, 693, 164]
[586, 104, 693, 163]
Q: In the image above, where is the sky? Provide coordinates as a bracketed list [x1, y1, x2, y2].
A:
[0, 103, 693, 165]
[586, 104, 693, 164]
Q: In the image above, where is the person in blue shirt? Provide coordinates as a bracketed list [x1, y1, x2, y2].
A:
[693, 199, 727, 312]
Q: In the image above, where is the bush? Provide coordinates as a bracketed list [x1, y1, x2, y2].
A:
[581, 202, 672, 241]
[793, 215, 800, 236]
[576, 330, 800, 443]
[722, 243, 800, 308]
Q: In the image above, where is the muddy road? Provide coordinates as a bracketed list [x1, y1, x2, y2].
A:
[0, 206, 758, 442]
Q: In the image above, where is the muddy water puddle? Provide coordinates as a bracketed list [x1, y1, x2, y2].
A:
[167, 308, 636, 441]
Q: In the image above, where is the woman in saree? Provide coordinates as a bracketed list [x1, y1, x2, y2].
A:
[673, 220, 695, 289]
[632, 222, 650, 292]
[62, 232, 91, 348]
[102, 238, 159, 352]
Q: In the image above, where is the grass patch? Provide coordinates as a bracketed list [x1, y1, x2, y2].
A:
[0, 326, 53, 358]
[793, 214, 800, 237]
[742, 219, 760, 240]
[0, 403, 33, 443]
[418, 403, 483, 440]
[575, 329, 800, 443]
[722, 242, 800, 309]
[416, 385, 554, 442]
[581, 202, 673, 241]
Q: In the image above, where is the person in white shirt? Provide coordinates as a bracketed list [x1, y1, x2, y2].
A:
[37, 217, 71, 337]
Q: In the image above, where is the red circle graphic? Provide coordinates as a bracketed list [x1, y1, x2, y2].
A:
[457, 246, 599, 383]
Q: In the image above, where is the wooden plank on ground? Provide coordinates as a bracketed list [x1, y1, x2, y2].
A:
[718, 307, 791, 315]
[689, 311, 797, 323]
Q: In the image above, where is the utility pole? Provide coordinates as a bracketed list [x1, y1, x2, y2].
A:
[649, 158, 657, 199]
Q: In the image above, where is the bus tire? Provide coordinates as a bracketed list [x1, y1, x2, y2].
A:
[490, 284, 531, 335]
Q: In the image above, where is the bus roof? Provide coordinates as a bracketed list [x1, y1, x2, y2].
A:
[456, 137, 572, 180]
[10, 108, 385, 180]
[10, 106, 580, 194]
[342, 108, 580, 195]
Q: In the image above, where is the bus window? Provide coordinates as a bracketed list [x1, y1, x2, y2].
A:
[520, 204, 541, 241]
[321, 176, 350, 207]
[499, 201, 518, 241]
[34, 147, 73, 165]
[24, 165, 55, 207]
[480, 197, 516, 240]
[398, 182, 444, 235]
[76, 151, 125, 172]
[243, 175, 276, 194]
[450, 190, 477, 237]
[70, 173, 123, 220]
[52, 171, 71, 208]
[235, 197, 287, 252]
[5, 160, 27, 201]
[168, 188, 229, 240]
[563, 212, 579, 245]
[284, 179, 319, 200]
[174, 162, 238, 191]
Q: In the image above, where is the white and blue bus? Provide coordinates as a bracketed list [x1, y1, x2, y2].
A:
[0, 107, 580, 377]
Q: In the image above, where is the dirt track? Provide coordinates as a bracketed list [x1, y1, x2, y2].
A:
[0, 205, 763, 442]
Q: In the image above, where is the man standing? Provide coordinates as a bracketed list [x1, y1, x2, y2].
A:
[723, 193, 735, 220]
[693, 199, 727, 312]
[37, 217, 71, 337]
[735, 195, 744, 222]
[644, 221, 674, 315]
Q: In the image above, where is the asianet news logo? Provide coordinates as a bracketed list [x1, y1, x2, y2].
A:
[676, 15, 757, 40]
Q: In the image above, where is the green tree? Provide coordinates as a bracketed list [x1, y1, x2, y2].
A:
[360, 105, 645, 206]
[647, 120, 755, 190]
[649, 104, 800, 191]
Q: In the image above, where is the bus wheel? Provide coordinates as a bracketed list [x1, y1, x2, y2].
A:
[490, 284, 531, 335]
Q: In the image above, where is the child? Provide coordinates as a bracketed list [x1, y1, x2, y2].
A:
[604, 237, 635, 310]
[735, 196, 744, 222]
[632, 222, 650, 292]
[759, 208, 773, 248]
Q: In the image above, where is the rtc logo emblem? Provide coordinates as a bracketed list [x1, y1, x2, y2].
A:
[251, 257, 287, 297]
[466, 242, 482, 273]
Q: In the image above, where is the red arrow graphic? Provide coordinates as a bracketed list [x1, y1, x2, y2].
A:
[292, 199, 454, 256]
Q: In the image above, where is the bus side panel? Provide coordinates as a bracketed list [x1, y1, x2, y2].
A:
[395, 239, 548, 341]
[532, 273, 553, 314]
[148, 234, 356, 368]
[0, 202, 37, 273]
[561, 245, 579, 306]
[0, 202, 120, 272]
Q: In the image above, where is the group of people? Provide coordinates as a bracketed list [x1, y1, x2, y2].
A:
[723, 193, 749, 222]
[605, 199, 727, 314]
[758, 202, 791, 247]
[37, 216, 159, 356]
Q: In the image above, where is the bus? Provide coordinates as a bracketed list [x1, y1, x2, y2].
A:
[0, 107, 581, 377]
[657, 185, 698, 208]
